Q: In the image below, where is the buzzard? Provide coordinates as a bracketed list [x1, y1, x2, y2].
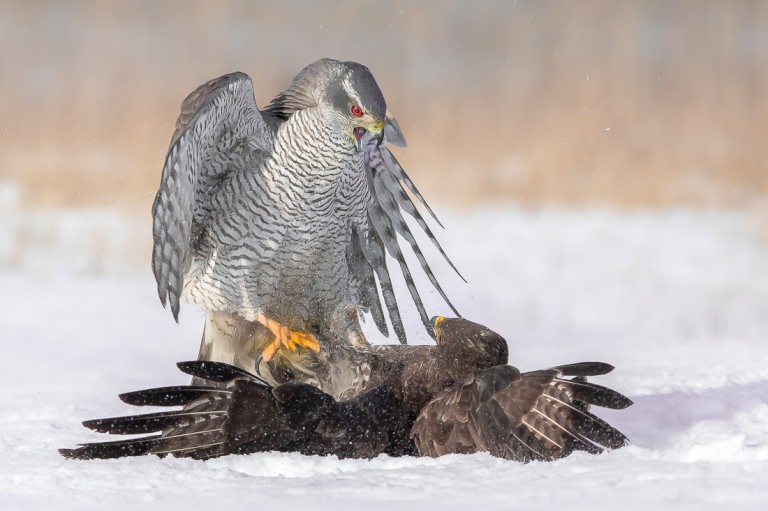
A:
[61, 318, 632, 462]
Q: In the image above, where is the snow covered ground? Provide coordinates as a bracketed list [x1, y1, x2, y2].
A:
[1, 207, 767, 510]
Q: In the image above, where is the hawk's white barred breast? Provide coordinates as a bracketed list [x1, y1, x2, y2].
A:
[185, 105, 365, 329]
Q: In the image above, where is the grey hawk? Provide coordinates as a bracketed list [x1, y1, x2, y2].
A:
[151, 59, 462, 372]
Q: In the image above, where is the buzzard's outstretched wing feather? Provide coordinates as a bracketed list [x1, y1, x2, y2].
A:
[151, 73, 272, 320]
[59, 361, 260, 460]
[59, 360, 412, 460]
[411, 363, 632, 461]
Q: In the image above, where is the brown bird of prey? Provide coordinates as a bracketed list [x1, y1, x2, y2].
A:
[151, 59, 462, 377]
[61, 318, 632, 462]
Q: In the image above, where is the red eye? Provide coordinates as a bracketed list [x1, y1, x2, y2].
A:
[351, 105, 363, 117]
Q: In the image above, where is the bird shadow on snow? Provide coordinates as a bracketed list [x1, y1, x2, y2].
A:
[601, 380, 768, 450]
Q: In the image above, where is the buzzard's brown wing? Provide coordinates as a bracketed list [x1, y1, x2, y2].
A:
[59, 362, 275, 460]
[60, 361, 413, 460]
[410, 362, 633, 462]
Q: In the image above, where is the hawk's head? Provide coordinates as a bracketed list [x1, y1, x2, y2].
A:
[270, 58, 391, 151]
[329, 61, 387, 151]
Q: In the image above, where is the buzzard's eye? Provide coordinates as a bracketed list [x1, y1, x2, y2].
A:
[351, 105, 363, 117]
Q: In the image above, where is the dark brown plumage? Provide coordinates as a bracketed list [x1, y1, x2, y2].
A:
[61, 318, 632, 462]
[410, 362, 632, 461]
[60, 360, 414, 460]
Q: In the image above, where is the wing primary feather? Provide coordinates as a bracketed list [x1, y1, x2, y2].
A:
[152, 440, 224, 457]
[377, 169, 465, 282]
[82, 410, 224, 435]
[119, 386, 230, 407]
[380, 148, 444, 228]
[372, 171, 462, 315]
[175, 360, 268, 385]
[554, 362, 615, 377]
[529, 407, 603, 455]
[556, 378, 634, 410]
[348, 229, 389, 336]
[519, 418, 564, 449]
[543, 393, 629, 449]
[365, 198, 433, 336]
[353, 224, 407, 343]
[151, 72, 270, 322]
[507, 427, 548, 462]
[59, 436, 162, 460]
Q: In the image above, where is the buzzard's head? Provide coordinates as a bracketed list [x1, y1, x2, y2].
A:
[432, 317, 509, 370]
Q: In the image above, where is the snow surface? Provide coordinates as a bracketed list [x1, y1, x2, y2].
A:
[1, 207, 767, 510]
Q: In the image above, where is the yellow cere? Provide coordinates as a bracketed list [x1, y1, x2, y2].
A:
[433, 316, 446, 334]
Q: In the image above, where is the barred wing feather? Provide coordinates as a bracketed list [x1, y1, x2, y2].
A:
[151, 72, 273, 320]
[356, 126, 463, 343]
[411, 363, 632, 461]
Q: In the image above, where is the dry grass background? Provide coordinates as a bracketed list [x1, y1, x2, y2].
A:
[1, 0, 767, 213]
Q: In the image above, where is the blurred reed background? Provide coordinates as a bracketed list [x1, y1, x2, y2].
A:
[1, 0, 767, 271]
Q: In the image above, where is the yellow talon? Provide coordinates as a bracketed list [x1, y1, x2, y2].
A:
[255, 312, 321, 362]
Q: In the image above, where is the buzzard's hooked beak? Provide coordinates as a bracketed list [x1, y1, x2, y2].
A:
[431, 316, 446, 344]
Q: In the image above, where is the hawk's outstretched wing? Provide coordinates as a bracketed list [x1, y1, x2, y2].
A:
[410, 362, 633, 461]
[352, 119, 465, 343]
[151, 73, 274, 320]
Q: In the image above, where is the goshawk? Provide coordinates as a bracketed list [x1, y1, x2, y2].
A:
[151, 59, 461, 372]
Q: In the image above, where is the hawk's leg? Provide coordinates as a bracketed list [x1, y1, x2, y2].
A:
[254, 312, 321, 362]
[329, 303, 370, 347]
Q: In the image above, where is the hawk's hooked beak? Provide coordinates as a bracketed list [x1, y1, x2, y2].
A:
[353, 127, 365, 152]
[353, 119, 385, 152]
